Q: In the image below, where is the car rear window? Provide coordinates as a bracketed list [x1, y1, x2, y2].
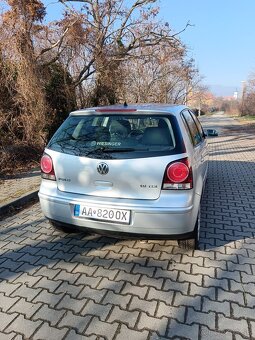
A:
[47, 113, 185, 159]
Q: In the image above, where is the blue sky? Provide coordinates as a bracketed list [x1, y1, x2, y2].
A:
[159, 0, 255, 95]
[43, 0, 255, 95]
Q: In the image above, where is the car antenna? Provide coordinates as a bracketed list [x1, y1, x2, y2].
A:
[124, 101, 128, 107]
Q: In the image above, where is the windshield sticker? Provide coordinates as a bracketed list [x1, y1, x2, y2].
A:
[96, 142, 121, 146]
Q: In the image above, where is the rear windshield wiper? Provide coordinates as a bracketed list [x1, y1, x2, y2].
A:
[102, 148, 136, 152]
[82, 147, 111, 157]
[89, 147, 151, 153]
[84, 147, 134, 155]
[83, 147, 150, 156]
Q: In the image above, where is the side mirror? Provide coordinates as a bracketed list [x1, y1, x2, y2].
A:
[205, 129, 218, 137]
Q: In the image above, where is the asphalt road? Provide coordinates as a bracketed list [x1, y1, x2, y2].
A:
[0, 114, 255, 339]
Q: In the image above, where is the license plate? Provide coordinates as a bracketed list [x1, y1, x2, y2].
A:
[74, 204, 131, 224]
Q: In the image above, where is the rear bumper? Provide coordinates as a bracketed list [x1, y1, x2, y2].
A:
[48, 219, 195, 240]
[39, 181, 200, 238]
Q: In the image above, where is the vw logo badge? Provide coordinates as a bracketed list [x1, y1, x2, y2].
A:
[97, 162, 109, 175]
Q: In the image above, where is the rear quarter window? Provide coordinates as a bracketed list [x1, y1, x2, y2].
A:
[189, 110, 205, 140]
[181, 110, 203, 146]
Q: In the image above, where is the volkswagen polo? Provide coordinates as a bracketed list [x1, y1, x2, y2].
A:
[39, 104, 208, 250]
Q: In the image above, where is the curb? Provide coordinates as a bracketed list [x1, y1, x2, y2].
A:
[0, 190, 39, 219]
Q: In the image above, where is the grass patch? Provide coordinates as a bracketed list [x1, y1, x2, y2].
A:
[239, 115, 255, 121]
[236, 115, 255, 124]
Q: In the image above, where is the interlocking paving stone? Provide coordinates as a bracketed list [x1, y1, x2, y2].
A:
[232, 303, 255, 320]
[156, 303, 185, 323]
[121, 281, 148, 298]
[0, 293, 20, 312]
[251, 321, 255, 339]
[154, 267, 178, 280]
[137, 312, 168, 335]
[115, 324, 149, 340]
[147, 286, 174, 303]
[65, 330, 98, 340]
[178, 271, 203, 286]
[128, 296, 157, 316]
[217, 287, 245, 305]
[54, 269, 80, 284]
[0, 332, 17, 340]
[8, 298, 42, 318]
[32, 289, 64, 308]
[200, 326, 233, 340]
[80, 300, 111, 321]
[202, 300, 231, 317]
[246, 293, 255, 308]
[102, 290, 132, 309]
[0, 115, 255, 339]
[78, 285, 107, 303]
[4, 314, 42, 338]
[146, 258, 169, 269]
[115, 270, 141, 285]
[218, 315, 250, 337]
[32, 304, 67, 326]
[33, 322, 69, 340]
[55, 294, 87, 313]
[109, 259, 134, 272]
[0, 311, 18, 332]
[57, 311, 92, 332]
[107, 305, 139, 328]
[34, 276, 62, 292]
[96, 277, 124, 293]
[186, 308, 216, 329]
[163, 278, 189, 294]
[203, 276, 229, 290]
[173, 292, 202, 310]
[167, 319, 199, 339]
[0, 280, 21, 295]
[139, 274, 164, 289]
[10, 285, 41, 302]
[85, 317, 118, 338]
[189, 284, 216, 300]
[132, 263, 155, 277]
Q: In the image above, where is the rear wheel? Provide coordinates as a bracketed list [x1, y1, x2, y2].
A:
[178, 208, 200, 250]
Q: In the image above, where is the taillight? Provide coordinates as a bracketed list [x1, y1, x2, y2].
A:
[162, 158, 193, 190]
[40, 154, 56, 181]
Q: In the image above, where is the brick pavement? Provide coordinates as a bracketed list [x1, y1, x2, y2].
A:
[0, 115, 255, 339]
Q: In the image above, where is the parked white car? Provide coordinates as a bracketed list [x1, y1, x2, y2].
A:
[39, 104, 208, 250]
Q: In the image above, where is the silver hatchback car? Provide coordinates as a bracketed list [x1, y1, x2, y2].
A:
[39, 104, 208, 250]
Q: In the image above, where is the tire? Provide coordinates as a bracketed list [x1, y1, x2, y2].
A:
[178, 207, 200, 250]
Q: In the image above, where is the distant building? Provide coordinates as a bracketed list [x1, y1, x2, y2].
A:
[233, 91, 238, 100]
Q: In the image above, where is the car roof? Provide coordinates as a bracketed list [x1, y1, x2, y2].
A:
[69, 103, 188, 117]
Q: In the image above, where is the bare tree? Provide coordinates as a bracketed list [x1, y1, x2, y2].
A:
[0, 0, 48, 146]
[45, 0, 186, 105]
[121, 43, 201, 105]
[0, 0, 204, 175]
[240, 74, 255, 116]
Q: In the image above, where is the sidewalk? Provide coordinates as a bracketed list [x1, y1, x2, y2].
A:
[0, 168, 41, 217]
